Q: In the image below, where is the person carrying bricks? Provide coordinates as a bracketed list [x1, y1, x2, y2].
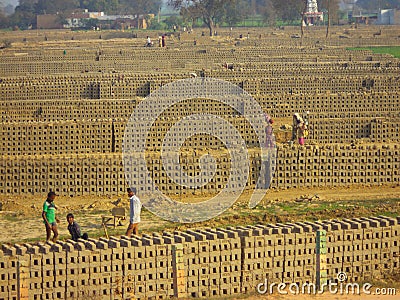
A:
[292, 113, 303, 142]
[297, 122, 307, 146]
[125, 187, 142, 237]
[42, 191, 60, 242]
[266, 118, 274, 148]
[66, 213, 88, 242]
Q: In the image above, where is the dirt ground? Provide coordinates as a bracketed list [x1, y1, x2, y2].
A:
[0, 184, 399, 245]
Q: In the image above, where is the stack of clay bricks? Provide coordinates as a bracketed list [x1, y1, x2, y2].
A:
[0, 80, 399, 119]
[2, 113, 400, 157]
[170, 228, 242, 297]
[257, 91, 400, 119]
[0, 30, 400, 199]
[1, 216, 398, 299]
[1, 47, 400, 98]
[0, 99, 140, 122]
[0, 143, 399, 196]
[370, 118, 400, 142]
[2, 26, 400, 47]
[234, 223, 317, 290]
[304, 216, 400, 283]
[0, 234, 176, 300]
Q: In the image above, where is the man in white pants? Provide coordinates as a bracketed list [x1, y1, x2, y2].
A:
[125, 187, 142, 236]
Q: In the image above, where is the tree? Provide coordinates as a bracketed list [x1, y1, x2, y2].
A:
[271, 0, 304, 24]
[222, 0, 249, 26]
[36, 0, 79, 14]
[9, 0, 37, 29]
[259, 0, 276, 26]
[79, 0, 119, 14]
[164, 15, 184, 28]
[119, 0, 161, 15]
[168, 0, 247, 36]
[318, 0, 340, 38]
[0, 11, 8, 28]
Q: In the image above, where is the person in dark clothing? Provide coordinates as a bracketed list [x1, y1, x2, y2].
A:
[67, 213, 88, 241]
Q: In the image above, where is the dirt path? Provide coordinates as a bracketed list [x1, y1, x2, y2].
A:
[1, 184, 399, 244]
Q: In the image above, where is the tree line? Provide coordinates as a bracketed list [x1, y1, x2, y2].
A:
[0, 0, 399, 31]
[169, 0, 342, 36]
[0, 0, 162, 29]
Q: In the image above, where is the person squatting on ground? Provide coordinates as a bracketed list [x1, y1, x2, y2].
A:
[67, 213, 88, 241]
[125, 187, 142, 237]
[42, 191, 60, 242]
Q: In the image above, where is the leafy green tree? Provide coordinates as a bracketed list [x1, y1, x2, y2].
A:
[271, 0, 304, 24]
[9, 0, 37, 29]
[258, 0, 276, 25]
[169, 0, 248, 36]
[164, 15, 184, 28]
[222, 0, 249, 26]
[36, 0, 79, 14]
[79, 0, 119, 14]
[119, 0, 161, 15]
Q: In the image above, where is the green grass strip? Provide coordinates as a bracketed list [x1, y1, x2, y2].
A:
[348, 46, 400, 58]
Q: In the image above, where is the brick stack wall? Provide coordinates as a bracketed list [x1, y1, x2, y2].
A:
[0, 216, 399, 299]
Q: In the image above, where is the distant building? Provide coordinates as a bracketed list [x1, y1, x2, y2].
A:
[376, 9, 400, 25]
[37, 10, 153, 30]
[64, 10, 104, 28]
[98, 14, 154, 29]
[303, 0, 323, 25]
[352, 12, 378, 24]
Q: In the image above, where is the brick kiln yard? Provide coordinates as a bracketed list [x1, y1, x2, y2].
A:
[1, 185, 400, 300]
[1, 25, 400, 299]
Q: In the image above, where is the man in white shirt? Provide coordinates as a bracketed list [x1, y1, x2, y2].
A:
[125, 187, 142, 236]
[146, 36, 152, 47]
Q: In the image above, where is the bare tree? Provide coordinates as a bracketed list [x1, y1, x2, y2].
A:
[319, 0, 339, 38]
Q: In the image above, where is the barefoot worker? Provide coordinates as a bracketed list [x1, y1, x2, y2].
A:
[42, 191, 60, 242]
[125, 187, 142, 237]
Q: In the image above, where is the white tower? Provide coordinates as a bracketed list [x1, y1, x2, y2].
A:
[307, 0, 319, 13]
[304, 0, 323, 25]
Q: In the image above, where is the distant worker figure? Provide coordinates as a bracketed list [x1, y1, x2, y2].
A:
[67, 213, 88, 242]
[42, 191, 60, 242]
[297, 122, 307, 146]
[292, 113, 303, 141]
[125, 187, 142, 237]
[266, 118, 274, 148]
[303, 111, 310, 126]
[158, 36, 162, 47]
[146, 36, 152, 47]
[162, 35, 166, 47]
